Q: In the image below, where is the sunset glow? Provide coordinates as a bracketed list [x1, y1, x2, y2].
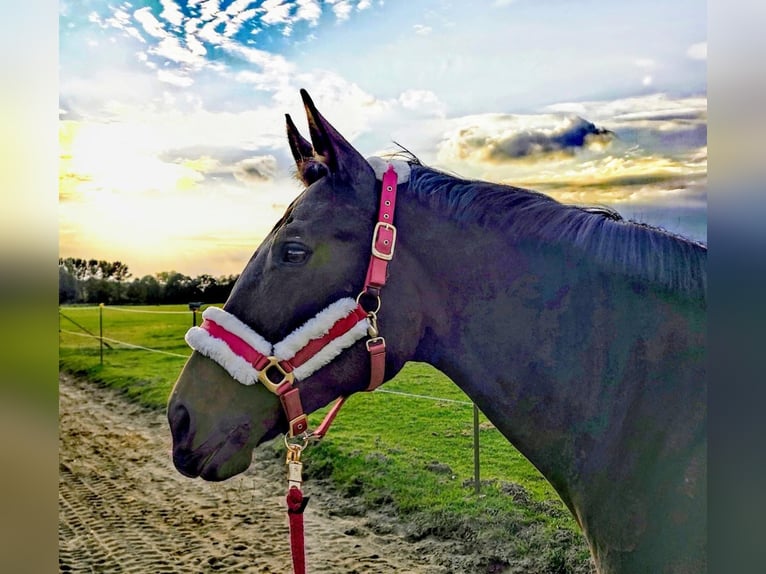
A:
[60, 0, 706, 278]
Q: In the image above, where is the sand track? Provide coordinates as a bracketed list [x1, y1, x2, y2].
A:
[58, 373, 450, 573]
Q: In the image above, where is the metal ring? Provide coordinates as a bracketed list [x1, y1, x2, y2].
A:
[284, 433, 310, 451]
[356, 291, 381, 314]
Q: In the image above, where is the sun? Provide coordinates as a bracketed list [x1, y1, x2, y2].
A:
[58, 117, 297, 276]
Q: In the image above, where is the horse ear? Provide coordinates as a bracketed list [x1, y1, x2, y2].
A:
[299, 89, 373, 184]
[286, 113, 314, 164]
[286, 113, 327, 186]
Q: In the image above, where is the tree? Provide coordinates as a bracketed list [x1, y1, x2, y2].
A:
[163, 272, 193, 304]
[58, 258, 238, 304]
[59, 266, 77, 303]
[83, 276, 111, 303]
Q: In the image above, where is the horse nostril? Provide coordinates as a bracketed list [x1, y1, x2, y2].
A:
[168, 402, 192, 444]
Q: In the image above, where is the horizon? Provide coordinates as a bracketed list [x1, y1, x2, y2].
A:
[59, 0, 706, 278]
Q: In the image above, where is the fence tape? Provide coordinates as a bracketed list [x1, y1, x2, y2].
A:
[59, 329, 191, 358]
[374, 388, 473, 406]
[59, 305, 195, 315]
[60, 326, 474, 405]
[106, 306, 193, 315]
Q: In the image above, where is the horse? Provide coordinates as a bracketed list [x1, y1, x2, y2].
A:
[167, 89, 706, 573]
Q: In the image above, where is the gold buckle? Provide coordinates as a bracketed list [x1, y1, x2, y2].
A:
[366, 337, 385, 351]
[257, 356, 294, 393]
[371, 222, 396, 261]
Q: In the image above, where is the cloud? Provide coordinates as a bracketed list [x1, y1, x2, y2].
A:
[507, 153, 707, 208]
[413, 24, 432, 35]
[439, 114, 614, 164]
[134, 7, 168, 39]
[397, 89, 445, 117]
[159, 148, 282, 186]
[152, 36, 207, 66]
[260, 0, 293, 27]
[634, 58, 655, 69]
[544, 93, 705, 120]
[159, 0, 185, 27]
[544, 93, 707, 155]
[157, 69, 194, 87]
[686, 41, 706, 60]
[326, 0, 353, 21]
[234, 156, 279, 183]
[199, 0, 222, 22]
[295, 0, 322, 26]
[426, 93, 707, 212]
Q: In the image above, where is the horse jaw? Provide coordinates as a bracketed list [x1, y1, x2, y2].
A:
[167, 352, 283, 481]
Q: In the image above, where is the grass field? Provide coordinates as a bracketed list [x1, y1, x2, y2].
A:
[59, 304, 592, 572]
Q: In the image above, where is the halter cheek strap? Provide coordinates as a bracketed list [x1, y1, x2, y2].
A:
[184, 162, 401, 439]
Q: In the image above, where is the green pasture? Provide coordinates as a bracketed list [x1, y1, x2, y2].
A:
[59, 304, 591, 571]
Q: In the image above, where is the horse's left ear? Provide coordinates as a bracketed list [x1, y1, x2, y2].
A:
[298, 89, 374, 187]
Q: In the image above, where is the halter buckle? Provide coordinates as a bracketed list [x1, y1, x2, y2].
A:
[371, 222, 397, 261]
[258, 356, 295, 393]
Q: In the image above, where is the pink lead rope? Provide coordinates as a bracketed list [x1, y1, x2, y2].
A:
[283, 164, 399, 574]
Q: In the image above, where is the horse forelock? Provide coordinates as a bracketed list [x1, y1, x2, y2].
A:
[408, 165, 707, 301]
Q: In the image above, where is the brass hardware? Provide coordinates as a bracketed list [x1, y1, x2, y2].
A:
[366, 312, 379, 338]
[371, 222, 397, 261]
[285, 435, 307, 488]
[286, 445, 302, 463]
[284, 433, 310, 452]
[356, 291, 381, 314]
[257, 356, 294, 393]
[287, 460, 303, 489]
[366, 337, 385, 351]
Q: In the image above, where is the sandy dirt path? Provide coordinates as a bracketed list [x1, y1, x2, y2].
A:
[58, 373, 454, 573]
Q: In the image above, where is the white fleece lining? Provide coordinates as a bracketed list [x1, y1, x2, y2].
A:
[292, 319, 369, 380]
[185, 326, 262, 386]
[186, 299, 370, 385]
[202, 306, 272, 357]
[367, 156, 410, 183]
[273, 297, 359, 361]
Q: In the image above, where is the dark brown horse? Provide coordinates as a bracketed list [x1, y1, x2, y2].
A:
[168, 90, 706, 573]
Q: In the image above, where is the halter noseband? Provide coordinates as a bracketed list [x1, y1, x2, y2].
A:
[184, 162, 401, 439]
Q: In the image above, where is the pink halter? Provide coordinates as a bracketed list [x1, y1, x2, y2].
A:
[184, 163, 400, 438]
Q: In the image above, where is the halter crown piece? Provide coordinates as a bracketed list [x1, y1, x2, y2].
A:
[184, 160, 404, 438]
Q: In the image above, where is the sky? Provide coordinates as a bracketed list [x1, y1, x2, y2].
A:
[59, 0, 707, 278]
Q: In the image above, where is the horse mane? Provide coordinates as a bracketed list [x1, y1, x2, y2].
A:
[407, 165, 707, 300]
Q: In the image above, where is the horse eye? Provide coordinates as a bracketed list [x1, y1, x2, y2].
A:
[281, 242, 310, 265]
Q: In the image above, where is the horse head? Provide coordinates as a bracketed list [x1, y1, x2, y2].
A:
[167, 90, 422, 480]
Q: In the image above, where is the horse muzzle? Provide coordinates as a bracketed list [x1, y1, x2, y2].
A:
[167, 352, 283, 481]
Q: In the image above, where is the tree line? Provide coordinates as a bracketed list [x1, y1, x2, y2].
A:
[59, 257, 239, 305]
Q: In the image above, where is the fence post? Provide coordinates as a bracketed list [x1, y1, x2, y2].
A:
[99, 303, 104, 365]
[189, 302, 202, 327]
[473, 403, 480, 494]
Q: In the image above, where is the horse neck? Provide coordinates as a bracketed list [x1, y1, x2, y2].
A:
[395, 187, 706, 568]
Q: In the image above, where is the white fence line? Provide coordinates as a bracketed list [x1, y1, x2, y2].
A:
[59, 327, 472, 405]
[107, 306, 193, 315]
[374, 388, 473, 406]
[60, 305, 196, 315]
[59, 329, 191, 358]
